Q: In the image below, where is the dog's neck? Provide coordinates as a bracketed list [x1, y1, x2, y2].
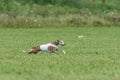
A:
[51, 41, 59, 46]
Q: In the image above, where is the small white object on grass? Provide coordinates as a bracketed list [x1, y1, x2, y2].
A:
[78, 35, 84, 39]
[62, 50, 66, 54]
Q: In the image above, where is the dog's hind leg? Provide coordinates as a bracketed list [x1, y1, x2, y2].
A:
[22, 49, 33, 54]
[27, 49, 35, 54]
[28, 46, 41, 54]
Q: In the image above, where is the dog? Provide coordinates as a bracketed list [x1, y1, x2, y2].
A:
[23, 40, 65, 54]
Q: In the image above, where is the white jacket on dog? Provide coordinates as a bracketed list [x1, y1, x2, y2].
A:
[40, 43, 58, 52]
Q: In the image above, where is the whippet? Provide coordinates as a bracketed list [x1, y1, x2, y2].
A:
[23, 40, 66, 54]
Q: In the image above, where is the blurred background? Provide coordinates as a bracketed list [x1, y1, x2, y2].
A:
[0, 0, 119, 28]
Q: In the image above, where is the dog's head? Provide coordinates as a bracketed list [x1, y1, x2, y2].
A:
[52, 40, 65, 46]
[58, 40, 65, 46]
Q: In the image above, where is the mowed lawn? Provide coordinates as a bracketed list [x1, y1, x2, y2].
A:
[0, 27, 120, 80]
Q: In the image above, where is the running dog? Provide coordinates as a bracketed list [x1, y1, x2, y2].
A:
[23, 40, 65, 54]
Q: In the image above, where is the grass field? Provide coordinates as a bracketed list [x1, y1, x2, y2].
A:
[0, 27, 120, 80]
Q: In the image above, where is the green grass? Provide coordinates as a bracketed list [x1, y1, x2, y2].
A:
[0, 27, 120, 80]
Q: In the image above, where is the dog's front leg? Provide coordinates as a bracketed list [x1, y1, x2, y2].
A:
[53, 49, 66, 54]
[52, 50, 59, 54]
[58, 49, 66, 54]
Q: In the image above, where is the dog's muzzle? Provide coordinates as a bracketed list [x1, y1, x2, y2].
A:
[61, 44, 65, 46]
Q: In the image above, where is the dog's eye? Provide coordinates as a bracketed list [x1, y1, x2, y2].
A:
[59, 42, 62, 44]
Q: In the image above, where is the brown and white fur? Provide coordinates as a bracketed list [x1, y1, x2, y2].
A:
[23, 40, 65, 54]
